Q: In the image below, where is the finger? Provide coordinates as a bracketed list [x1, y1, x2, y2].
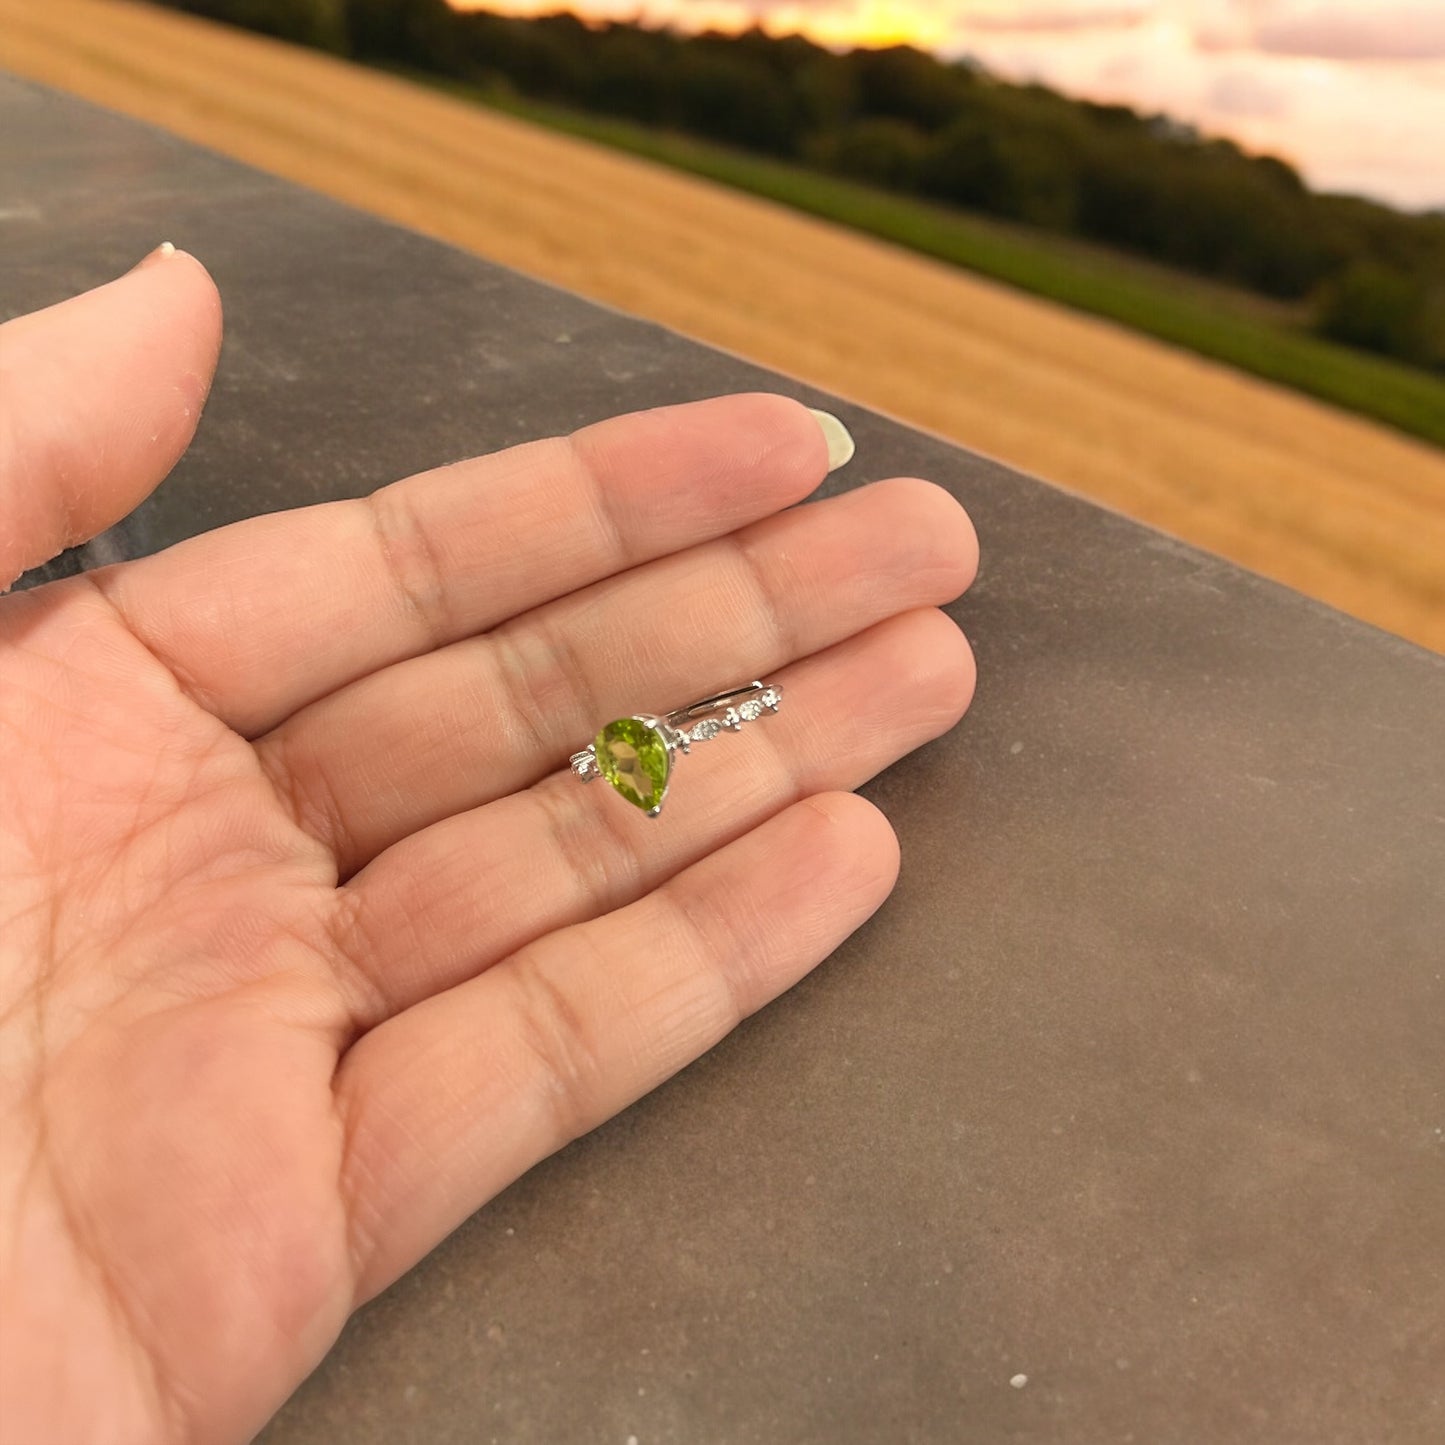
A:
[259, 477, 978, 873]
[0, 244, 222, 588]
[328, 607, 973, 1029]
[335, 789, 899, 1300]
[91, 392, 833, 734]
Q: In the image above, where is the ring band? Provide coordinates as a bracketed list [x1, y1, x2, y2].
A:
[570, 681, 783, 817]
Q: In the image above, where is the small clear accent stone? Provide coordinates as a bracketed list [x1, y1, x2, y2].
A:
[691, 718, 722, 741]
[723, 708, 742, 731]
[739, 699, 763, 720]
[760, 688, 781, 710]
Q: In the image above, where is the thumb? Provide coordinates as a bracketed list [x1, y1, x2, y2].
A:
[0, 243, 223, 589]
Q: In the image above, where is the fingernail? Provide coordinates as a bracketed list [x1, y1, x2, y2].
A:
[808, 407, 856, 472]
[131, 240, 177, 272]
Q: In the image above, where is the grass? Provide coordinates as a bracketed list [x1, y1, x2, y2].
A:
[380, 64, 1445, 450]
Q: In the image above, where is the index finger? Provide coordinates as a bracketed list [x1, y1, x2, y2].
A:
[88, 393, 834, 735]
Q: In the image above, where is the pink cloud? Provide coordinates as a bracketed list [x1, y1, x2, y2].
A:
[1254, 4, 1445, 61]
[1206, 65, 1291, 117]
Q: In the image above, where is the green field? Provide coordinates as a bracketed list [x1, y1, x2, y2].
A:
[382, 64, 1445, 450]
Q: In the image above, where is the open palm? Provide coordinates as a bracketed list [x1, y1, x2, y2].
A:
[0, 246, 977, 1443]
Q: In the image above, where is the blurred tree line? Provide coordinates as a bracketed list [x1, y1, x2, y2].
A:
[161, 0, 1445, 371]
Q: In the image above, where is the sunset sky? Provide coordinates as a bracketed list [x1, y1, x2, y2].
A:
[454, 1, 1445, 211]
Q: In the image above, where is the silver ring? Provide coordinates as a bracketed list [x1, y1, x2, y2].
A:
[570, 680, 783, 817]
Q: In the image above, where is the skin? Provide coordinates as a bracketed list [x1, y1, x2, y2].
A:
[0, 245, 978, 1443]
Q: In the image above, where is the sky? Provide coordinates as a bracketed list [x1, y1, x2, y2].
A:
[454, 1, 1445, 211]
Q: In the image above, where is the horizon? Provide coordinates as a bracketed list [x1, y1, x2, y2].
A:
[450, 1, 1445, 214]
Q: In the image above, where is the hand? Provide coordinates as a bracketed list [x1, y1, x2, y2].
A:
[0, 246, 977, 1443]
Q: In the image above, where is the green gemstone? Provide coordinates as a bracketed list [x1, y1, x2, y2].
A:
[594, 717, 670, 812]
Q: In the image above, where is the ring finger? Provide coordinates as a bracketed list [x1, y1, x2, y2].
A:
[328, 605, 975, 1031]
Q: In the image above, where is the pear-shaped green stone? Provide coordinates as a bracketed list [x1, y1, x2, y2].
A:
[594, 717, 670, 812]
